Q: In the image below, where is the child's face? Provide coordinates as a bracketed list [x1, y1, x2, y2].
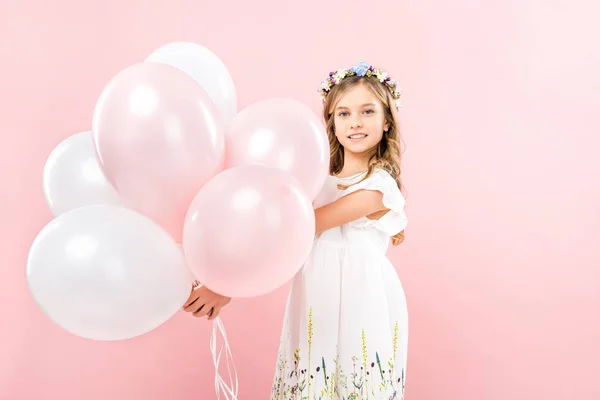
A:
[333, 83, 389, 157]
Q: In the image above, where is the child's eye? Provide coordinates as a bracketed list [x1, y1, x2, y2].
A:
[364, 109, 374, 114]
[338, 111, 349, 117]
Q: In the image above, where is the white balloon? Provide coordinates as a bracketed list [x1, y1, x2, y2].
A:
[43, 131, 125, 216]
[26, 205, 193, 341]
[145, 42, 237, 124]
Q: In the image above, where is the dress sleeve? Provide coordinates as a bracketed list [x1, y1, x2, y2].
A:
[341, 170, 408, 235]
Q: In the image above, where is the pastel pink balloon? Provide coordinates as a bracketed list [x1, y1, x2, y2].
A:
[92, 62, 225, 242]
[225, 98, 329, 200]
[183, 164, 315, 298]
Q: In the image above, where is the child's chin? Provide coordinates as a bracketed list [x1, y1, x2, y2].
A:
[344, 142, 375, 154]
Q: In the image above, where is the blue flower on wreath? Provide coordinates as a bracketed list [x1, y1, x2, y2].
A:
[351, 61, 370, 77]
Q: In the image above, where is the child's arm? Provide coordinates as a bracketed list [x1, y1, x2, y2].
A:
[314, 190, 388, 234]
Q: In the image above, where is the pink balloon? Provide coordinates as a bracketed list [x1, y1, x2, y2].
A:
[183, 164, 315, 298]
[225, 98, 329, 200]
[92, 62, 225, 242]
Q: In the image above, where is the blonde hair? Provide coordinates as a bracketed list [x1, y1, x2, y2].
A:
[322, 75, 406, 245]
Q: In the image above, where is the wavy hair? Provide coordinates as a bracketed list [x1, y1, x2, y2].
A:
[323, 75, 406, 245]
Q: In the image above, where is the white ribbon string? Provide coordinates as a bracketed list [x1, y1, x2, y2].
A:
[210, 317, 239, 400]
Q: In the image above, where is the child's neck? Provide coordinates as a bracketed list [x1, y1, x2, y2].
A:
[339, 151, 371, 177]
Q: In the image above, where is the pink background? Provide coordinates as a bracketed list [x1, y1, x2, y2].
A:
[1, 0, 599, 399]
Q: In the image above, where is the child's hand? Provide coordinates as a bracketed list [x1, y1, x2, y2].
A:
[183, 281, 231, 320]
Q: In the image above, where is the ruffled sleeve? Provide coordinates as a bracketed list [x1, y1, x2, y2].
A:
[341, 169, 408, 236]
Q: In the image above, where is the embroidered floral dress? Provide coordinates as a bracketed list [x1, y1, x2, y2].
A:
[271, 169, 409, 400]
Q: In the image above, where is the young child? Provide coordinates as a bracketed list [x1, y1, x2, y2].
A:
[183, 61, 409, 399]
[270, 62, 409, 400]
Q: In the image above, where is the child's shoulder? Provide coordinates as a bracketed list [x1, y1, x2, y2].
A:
[368, 168, 403, 197]
[370, 167, 396, 183]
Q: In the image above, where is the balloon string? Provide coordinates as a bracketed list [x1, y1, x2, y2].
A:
[210, 317, 239, 399]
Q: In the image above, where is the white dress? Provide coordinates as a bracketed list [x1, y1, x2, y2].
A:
[270, 169, 409, 400]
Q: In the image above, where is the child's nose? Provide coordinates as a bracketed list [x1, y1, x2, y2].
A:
[350, 118, 363, 128]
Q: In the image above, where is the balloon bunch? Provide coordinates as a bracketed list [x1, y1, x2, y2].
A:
[29, 42, 329, 342]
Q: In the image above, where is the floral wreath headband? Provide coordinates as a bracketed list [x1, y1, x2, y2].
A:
[318, 61, 402, 110]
